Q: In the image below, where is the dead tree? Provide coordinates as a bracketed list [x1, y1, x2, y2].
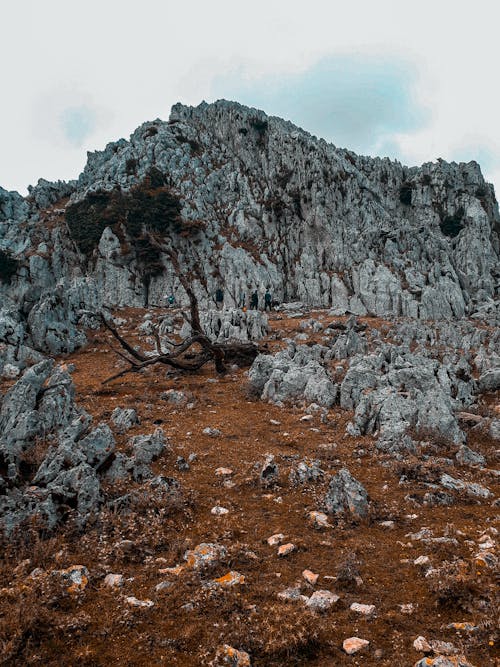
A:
[99, 249, 261, 384]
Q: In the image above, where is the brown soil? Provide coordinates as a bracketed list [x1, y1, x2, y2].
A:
[0, 309, 498, 667]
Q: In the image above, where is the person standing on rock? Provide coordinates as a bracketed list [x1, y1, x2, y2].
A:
[264, 288, 272, 312]
[215, 287, 224, 310]
[250, 289, 259, 310]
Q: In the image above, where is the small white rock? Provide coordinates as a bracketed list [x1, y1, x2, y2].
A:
[125, 596, 154, 608]
[413, 636, 432, 652]
[343, 637, 369, 655]
[306, 590, 339, 612]
[350, 602, 375, 616]
[211, 506, 229, 516]
[103, 573, 124, 588]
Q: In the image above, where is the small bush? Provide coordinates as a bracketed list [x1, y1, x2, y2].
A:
[425, 559, 481, 611]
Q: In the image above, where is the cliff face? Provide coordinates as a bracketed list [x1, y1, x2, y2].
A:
[0, 100, 499, 360]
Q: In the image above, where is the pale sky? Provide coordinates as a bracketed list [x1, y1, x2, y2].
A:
[2, 0, 500, 195]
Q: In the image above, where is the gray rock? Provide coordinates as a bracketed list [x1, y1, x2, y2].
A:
[455, 444, 486, 467]
[112, 407, 139, 432]
[440, 473, 492, 499]
[490, 419, 500, 440]
[260, 454, 279, 486]
[289, 459, 323, 485]
[324, 468, 369, 518]
[130, 428, 166, 465]
[478, 368, 500, 392]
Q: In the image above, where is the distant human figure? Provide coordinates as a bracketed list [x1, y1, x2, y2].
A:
[165, 294, 175, 308]
[264, 289, 272, 312]
[215, 287, 224, 310]
[250, 290, 259, 310]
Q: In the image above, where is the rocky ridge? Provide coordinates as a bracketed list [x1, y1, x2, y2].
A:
[0, 99, 499, 376]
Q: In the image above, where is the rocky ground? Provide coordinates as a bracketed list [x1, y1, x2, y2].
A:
[0, 306, 498, 666]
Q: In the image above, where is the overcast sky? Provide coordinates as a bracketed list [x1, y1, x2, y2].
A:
[2, 0, 499, 195]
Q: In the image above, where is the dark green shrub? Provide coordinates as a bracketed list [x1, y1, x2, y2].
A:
[174, 134, 202, 155]
[440, 206, 465, 237]
[143, 126, 158, 139]
[0, 249, 18, 284]
[249, 117, 268, 147]
[399, 182, 413, 205]
[146, 166, 166, 188]
[65, 168, 202, 284]
[125, 157, 137, 175]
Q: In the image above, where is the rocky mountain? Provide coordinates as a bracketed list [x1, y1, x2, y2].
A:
[0, 101, 499, 666]
[0, 100, 499, 365]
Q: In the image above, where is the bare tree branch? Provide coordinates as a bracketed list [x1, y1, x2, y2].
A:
[96, 244, 260, 384]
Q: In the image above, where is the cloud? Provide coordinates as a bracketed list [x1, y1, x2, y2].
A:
[212, 54, 429, 156]
[60, 106, 96, 147]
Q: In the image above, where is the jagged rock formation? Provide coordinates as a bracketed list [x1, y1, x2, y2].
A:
[0, 99, 499, 364]
[0, 361, 179, 533]
[248, 315, 498, 454]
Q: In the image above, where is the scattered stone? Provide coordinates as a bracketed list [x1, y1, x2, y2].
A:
[343, 637, 370, 655]
[414, 555, 431, 566]
[260, 454, 279, 486]
[380, 520, 395, 529]
[176, 456, 190, 471]
[158, 565, 184, 577]
[213, 571, 245, 588]
[211, 505, 229, 516]
[215, 467, 233, 476]
[306, 590, 339, 612]
[474, 551, 497, 568]
[111, 407, 139, 433]
[155, 581, 173, 593]
[429, 640, 459, 656]
[289, 458, 323, 485]
[490, 419, 500, 440]
[54, 565, 89, 593]
[446, 623, 478, 632]
[414, 658, 476, 667]
[455, 445, 486, 467]
[267, 533, 285, 546]
[400, 603, 416, 614]
[440, 474, 492, 498]
[125, 596, 154, 608]
[103, 573, 124, 588]
[277, 543, 296, 557]
[203, 427, 221, 437]
[277, 586, 308, 602]
[307, 511, 331, 529]
[324, 468, 369, 517]
[161, 389, 188, 406]
[185, 543, 227, 570]
[350, 602, 375, 616]
[302, 569, 319, 585]
[212, 644, 251, 666]
[413, 636, 432, 652]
